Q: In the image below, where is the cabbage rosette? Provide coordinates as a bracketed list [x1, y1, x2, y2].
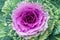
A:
[12, 2, 50, 39]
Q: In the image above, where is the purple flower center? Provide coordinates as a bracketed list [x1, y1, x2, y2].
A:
[23, 11, 36, 24]
[21, 8, 40, 25]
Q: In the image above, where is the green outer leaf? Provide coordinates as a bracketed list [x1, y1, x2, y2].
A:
[50, 0, 60, 8]
[0, 22, 6, 38]
[55, 34, 60, 40]
[0, 0, 6, 9]
[2, 0, 22, 13]
[53, 20, 60, 35]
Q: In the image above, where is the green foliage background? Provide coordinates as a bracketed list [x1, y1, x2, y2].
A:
[0, 0, 60, 40]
